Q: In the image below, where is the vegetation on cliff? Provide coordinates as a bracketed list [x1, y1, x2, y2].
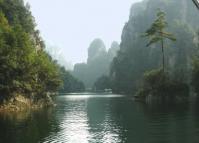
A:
[0, 0, 85, 109]
[110, 0, 199, 97]
[59, 67, 85, 93]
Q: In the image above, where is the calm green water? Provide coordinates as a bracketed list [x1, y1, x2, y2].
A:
[0, 94, 199, 143]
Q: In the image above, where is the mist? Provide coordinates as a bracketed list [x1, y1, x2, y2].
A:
[25, 0, 142, 65]
[1, 0, 199, 143]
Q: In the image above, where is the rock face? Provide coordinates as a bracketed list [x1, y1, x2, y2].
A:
[0, 95, 55, 112]
[108, 41, 120, 62]
[73, 39, 119, 88]
[87, 39, 107, 64]
[111, 0, 199, 94]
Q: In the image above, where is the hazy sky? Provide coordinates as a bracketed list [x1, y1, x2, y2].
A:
[25, 0, 141, 65]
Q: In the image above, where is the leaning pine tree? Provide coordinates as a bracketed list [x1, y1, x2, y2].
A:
[144, 9, 176, 72]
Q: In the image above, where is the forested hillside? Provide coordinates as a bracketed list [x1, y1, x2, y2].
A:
[0, 0, 84, 107]
[59, 67, 85, 93]
[110, 0, 199, 94]
[0, 0, 63, 105]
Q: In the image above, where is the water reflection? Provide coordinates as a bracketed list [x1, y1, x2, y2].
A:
[136, 102, 192, 143]
[0, 107, 58, 143]
[0, 94, 199, 143]
[43, 94, 124, 143]
[87, 97, 123, 143]
[43, 99, 90, 143]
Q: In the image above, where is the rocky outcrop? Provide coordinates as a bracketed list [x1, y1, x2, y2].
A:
[73, 39, 119, 88]
[0, 95, 55, 112]
[111, 0, 199, 94]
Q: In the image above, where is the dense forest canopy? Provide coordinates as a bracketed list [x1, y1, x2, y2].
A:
[110, 0, 199, 95]
[0, 0, 84, 103]
[0, 0, 62, 101]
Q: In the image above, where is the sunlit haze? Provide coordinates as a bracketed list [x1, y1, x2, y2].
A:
[25, 0, 141, 67]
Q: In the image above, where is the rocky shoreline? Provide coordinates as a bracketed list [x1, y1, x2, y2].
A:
[0, 95, 56, 112]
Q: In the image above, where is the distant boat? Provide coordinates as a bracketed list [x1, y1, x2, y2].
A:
[94, 89, 112, 94]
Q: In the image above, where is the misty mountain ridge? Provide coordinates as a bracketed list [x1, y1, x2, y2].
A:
[73, 39, 119, 88]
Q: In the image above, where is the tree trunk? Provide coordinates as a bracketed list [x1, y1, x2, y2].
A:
[161, 39, 164, 72]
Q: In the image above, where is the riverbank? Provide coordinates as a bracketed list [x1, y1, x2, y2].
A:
[0, 95, 56, 112]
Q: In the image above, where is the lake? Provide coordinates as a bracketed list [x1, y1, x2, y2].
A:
[0, 93, 199, 143]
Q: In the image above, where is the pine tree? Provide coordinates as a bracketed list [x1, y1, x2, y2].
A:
[144, 9, 176, 72]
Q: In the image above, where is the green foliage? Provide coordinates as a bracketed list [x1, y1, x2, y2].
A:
[0, 0, 35, 34]
[93, 75, 111, 91]
[0, 0, 62, 102]
[32, 52, 62, 96]
[0, 17, 35, 97]
[0, 12, 10, 32]
[144, 10, 175, 46]
[137, 69, 189, 98]
[144, 9, 176, 71]
[191, 32, 199, 95]
[192, 57, 199, 94]
[111, 0, 197, 95]
[59, 67, 85, 93]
